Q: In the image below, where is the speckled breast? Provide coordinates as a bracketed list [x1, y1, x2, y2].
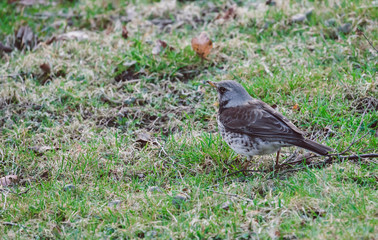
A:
[217, 118, 284, 156]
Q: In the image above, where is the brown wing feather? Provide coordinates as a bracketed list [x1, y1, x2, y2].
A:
[219, 100, 305, 141]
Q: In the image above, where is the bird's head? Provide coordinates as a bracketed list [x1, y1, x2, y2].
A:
[207, 80, 253, 109]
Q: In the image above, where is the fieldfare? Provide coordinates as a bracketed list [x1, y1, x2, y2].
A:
[208, 80, 333, 165]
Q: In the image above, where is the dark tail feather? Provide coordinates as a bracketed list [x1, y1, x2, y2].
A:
[294, 139, 333, 156]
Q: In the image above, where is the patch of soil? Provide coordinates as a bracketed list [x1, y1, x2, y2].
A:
[114, 66, 144, 82]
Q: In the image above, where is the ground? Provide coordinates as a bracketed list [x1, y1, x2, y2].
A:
[0, 0, 377, 239]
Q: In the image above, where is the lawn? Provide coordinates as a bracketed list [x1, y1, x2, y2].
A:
[0, 0, 377, 239]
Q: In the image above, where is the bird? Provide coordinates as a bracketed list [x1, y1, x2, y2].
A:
[207, 80, 333, 166]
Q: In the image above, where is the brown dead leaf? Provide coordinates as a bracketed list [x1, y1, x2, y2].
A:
[152, 40, 171, 55]
[40, 63, 51, 74]
[45, 36, 56, 45]
[191, 32, 213, 59]
[135, 132, 155, 148]
[0, 175, 18, 187]
[36, 63, 65, 85]
[122, 26, 128, 39]
[38, 63, 52, 85]
[292, 103, 300, 111]
[15, 26, 38, 50]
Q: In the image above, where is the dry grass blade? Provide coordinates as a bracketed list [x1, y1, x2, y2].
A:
[207, 189, 253, 203]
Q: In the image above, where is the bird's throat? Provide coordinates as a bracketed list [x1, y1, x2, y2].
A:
[219, 100, 230, 114]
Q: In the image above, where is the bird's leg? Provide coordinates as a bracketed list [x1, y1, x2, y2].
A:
[275, 150, 280, 166]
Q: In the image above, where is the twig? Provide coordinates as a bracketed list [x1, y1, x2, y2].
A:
[340, 101, 371, 155]
[273, 153, 378, 177]
[207, 189, 253, 202]
[360, 31, 378, 53]
[340, 131, 371, 155]
[283, 154, 318, 166]
[281, 150, 299, 164]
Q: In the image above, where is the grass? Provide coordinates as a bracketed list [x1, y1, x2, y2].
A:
[0, 0, 377, 239]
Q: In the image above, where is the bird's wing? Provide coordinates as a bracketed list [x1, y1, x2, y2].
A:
[219, 100, 305, 141]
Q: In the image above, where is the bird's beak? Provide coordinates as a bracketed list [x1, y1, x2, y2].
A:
[207, 81, 217, 88]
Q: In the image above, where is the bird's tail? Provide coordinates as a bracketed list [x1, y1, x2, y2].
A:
[294, 139, 333, 156]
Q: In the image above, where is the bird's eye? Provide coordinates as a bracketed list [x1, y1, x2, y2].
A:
[218, 87, 227, 94]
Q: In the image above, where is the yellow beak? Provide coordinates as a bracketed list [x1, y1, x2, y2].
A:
[207, 81, 217, 88]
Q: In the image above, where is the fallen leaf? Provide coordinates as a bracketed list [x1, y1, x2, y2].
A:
[122, 25, 128, 39]
[191, 32, 213, 59]
[40, 63, 51, 74]
[15, 26, 38, 50]
[292, 103, 300, 111]
[45, 36, 56, 45]
[0, 175, 18, 187]
[37, 63, 53, 85]
[152, 39, 168, 55]
[0, 42, 13, 53]
[135, 132, 155, 147]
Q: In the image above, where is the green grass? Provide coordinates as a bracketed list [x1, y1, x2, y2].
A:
[0, 0, 377, 239]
